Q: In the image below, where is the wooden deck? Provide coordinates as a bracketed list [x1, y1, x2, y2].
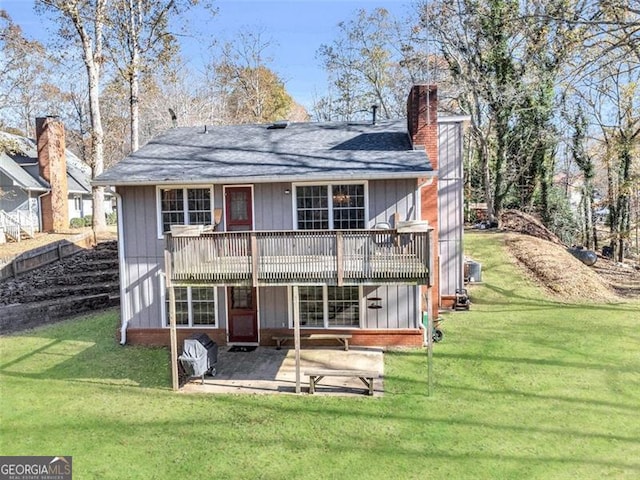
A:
[166, 229, 431, 286]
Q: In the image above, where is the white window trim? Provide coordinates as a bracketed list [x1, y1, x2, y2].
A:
[156, 185, 215, 239]
[161, 284, 219, 329]
[292, 181, 369, 230]
[289, 285, 362, 329]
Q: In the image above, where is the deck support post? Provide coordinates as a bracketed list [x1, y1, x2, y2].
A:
[293, 286, 301, 394]
[251, 232, 258, 287]
[336, 231, 344, 286]
[165, 249, 179, 392]
[424, 289, 433, 397]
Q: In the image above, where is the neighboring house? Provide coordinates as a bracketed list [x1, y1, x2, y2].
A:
[94, 84, 467, 349]
[0, 117, 113, 241]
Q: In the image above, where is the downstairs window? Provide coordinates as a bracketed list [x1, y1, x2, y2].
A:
[297, 286, 360, 328]
[165, 286, 217, 327]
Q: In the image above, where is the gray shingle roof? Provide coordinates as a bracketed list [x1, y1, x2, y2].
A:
[1, 153, 47, 190]
[0, 131, 93, 194]
[94, 120, 433, 186]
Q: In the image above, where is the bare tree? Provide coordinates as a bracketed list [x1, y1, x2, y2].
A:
[423, 0, 587, 223]
[105, 0, 204, 153]
[316, 8, 433, 121]
[38, 0, 107, 230]
[211, 30, 295, 124]
[565, 2, 640, 260]
[0, 10, 56, 136]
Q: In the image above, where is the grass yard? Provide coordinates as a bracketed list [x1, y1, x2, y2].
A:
[1, 231, 638, 479]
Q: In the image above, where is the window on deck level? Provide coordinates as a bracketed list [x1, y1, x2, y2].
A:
[297, 286, 360, 328]
[295, 184, 365, 230]
[159, 187, 212, 233]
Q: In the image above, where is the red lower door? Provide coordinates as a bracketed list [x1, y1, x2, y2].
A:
[227, 286, 258, 343]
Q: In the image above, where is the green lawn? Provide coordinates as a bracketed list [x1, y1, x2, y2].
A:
[1, 231, 638, 479]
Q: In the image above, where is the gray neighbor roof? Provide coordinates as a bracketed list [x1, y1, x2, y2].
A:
[0, 131, 93, 194]
[94, 119, 434, 186]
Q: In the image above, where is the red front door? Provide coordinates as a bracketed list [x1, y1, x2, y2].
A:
[227, 286, 258, 343]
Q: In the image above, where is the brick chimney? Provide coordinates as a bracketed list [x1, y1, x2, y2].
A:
[36, 116, 69, 232]
[407, 84, 438, 170]
[407, 85, 440, 322]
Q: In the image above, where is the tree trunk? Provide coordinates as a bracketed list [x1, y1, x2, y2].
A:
[88, 60, 106, 231]
[129, 0, 140, 152]
[492, 118, 508, 224]
[84, 0, 106, 231]
[130, 53, 140, 152]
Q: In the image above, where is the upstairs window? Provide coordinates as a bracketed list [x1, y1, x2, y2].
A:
[158, 187, 212, 235]
[295, 183, 366, 230]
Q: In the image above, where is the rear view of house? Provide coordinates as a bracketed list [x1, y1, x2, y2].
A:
[94, 85, 466, 349]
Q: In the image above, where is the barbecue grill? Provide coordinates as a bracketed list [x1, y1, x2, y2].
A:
[178, 333, 218, 384]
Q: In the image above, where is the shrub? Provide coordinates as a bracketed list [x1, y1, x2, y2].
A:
[106, 211, 117, 225]
[83, 215, 93, 227]
[69, 218, 84, 229]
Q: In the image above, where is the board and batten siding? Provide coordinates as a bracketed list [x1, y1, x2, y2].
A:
[438, 122, 465, 297]
[119, 179, 422, 331]
[253, 183, 294, 230]
[258, 286, 289, 328]
[119, 186, 165, 328]
[363, 285, 419, 329]
[368, 179, 418, 227]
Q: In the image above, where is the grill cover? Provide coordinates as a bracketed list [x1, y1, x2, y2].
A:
[179, 333, 218, 378]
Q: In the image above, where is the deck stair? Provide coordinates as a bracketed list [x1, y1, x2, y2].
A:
[0, 210, 36, 242]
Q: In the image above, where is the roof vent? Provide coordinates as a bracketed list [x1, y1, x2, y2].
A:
[267, 121, 289, 130]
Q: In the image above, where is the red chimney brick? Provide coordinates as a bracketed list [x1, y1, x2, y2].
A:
[407, 84, 438, 170]
[407, 85, 440, 321]
[36, 116, 69, 232]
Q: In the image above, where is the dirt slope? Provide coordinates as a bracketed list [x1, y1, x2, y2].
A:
[499, 210, 640, 302]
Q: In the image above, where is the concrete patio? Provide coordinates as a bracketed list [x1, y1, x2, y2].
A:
[181, 346, 384, 396]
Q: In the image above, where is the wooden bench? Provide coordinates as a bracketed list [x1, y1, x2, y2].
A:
[272, 334, 352, 351]
[305, 369, 380, 396]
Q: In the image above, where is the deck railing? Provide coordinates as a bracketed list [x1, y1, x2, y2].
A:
[165, 229, 431, 286]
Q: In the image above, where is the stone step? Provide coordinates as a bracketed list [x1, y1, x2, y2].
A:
[49, 270, 119, 286]
[0, 293, 116, 334]
[0, 281, 120, 306]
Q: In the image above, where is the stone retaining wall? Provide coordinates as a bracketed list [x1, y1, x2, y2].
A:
[0, 232, 94, 281]
[0, 294, 114, 334]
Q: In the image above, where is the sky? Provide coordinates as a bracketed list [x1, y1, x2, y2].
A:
[0, 0, 417, 110]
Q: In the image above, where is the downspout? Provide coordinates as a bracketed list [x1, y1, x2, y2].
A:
[414, 178, 435, 330]
[37, 191, 48, 232]
[113, 190, 128, 345]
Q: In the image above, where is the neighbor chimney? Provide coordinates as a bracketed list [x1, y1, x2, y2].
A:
[407, 84, 438, 170]
[36, 116, 69, 233]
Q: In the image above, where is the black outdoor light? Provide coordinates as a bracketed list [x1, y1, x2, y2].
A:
[367, 297, 382, 309]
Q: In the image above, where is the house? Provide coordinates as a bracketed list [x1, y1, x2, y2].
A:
[94, 85, 467, 354]
[0, 117, 113, 241]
